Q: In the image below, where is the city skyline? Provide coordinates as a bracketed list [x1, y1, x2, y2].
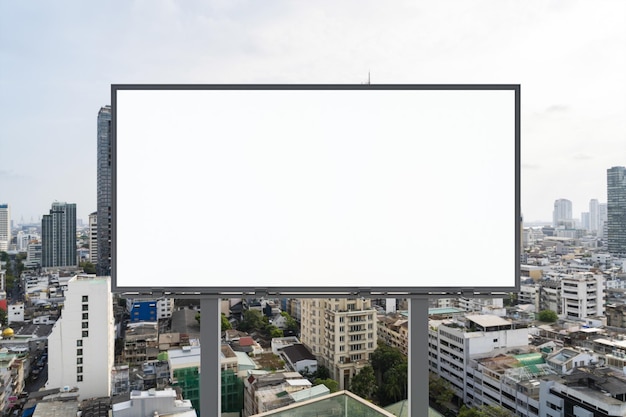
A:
[1, 1, 625, 223]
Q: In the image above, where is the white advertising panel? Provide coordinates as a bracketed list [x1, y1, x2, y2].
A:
[112, 85, 519, 296]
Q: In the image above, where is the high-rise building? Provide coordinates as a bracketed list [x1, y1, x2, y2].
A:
[552, 198, 572, 227]
[41, 202, 77, 267]
[589, 198, 599, 232]
[97, 105, 112, 276]
[47, 275, 114, 399]
[300, 298, 377, 390]
[607, 166, 626, 255]
[0, 204, 10, 252]
[599, 202, 608, 238]
[88, 212, 98, 264]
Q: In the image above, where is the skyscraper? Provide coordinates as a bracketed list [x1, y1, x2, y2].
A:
[0, 204, 10, 252]
[552, 198, 572, 227]
[42, 202, 77, 267]
[97, 106, 112, 276]
[589, 198, 599, 232]
[607, 166, 626, 255]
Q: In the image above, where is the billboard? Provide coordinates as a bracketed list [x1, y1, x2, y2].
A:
[112, 85, 519, 296]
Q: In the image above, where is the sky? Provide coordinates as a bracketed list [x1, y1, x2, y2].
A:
[1, 0, 625, 224]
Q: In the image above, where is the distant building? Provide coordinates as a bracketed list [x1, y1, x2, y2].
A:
[97, 105, 112, 276]
[25, 242, 42, 269]
[88, 212, 97, 264]
[607, 166, 626, 255]
[553, 199, 573, 228]
[47, 275, 114, 399]
[0, 204, 10, 252]
[41, 202, 77, 267]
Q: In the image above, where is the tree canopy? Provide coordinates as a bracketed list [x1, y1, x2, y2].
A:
[537, 309, 558, 323]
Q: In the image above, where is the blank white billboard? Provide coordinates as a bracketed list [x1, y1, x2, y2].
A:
[112, 85, 519, 296]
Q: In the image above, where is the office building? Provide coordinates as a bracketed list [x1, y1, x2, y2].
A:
[41, 202, 77, 267]
[97, 105, 112, 276]
[47, 275, 115, 399]
[553, 199, 573, 227]
[300, 298, 377, 390]
[607, 166, 626, 255]
[0, 204, 9, 252]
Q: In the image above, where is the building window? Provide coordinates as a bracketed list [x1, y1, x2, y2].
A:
[77, 366, 83, 374]
[82, 313, 88, 320]
[82, 304, 88, 311]
[82, 330, 89, 338]
[82, 295, 88, 302]
[77, 358, 83, 364]
[77, 340, 83, 347]
[77, 375, 83, 382]
[77, 349, 83, 356]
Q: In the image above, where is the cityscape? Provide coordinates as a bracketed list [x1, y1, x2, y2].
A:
[2, 2, 625, 417]
[1, 106, 626, 416]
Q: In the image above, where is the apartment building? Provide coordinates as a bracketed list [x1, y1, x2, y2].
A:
[300, 298, 377, 390]
[47, 275, 114, 399]
[428, 314, 529, 399]
[377, 314, 408, 355]
[560, 272, 605, 320]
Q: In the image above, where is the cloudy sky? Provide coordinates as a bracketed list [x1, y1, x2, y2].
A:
[1, 0, 625, 224]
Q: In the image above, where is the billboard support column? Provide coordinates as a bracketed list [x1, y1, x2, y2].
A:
[409, 297, 429, 417]
[200, 298, 221, 417]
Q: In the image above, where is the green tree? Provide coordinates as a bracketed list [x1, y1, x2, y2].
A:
[269, 326, 283, 338]
[0, 309, 7, 327]
[195, 312, 201, 324]
[538, 309, 558, 323]
[238, 309, 265, 333]
[280, 311, 299, 333]
[349, 365, 377, 400]
[458, 405, 482, 417]
[79, 261, 96, 274]
[313, 365, 330, 380]
[314, 378, 339, 393]
[429, 372, 454, 408]
[221, 313, 232, 330]
[370, 342, 408, 406]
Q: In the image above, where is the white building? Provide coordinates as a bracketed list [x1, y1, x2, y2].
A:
[47, 275, 114, 399]
[561, 272, 605, 319]
[157, 297, 175, 319]
[25, 242, 42, 269]
[300, 298, 377, 390]
[7, 303, 24, 324]
[88, 212, 98, 264]
[428, 314, 530, 399]
[112, 388, 196, 417]
[0, 205, 9, 252]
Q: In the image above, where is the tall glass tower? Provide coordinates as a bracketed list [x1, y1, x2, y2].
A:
[97, 106, 112, 276]
[42, 202, 77, 267]
[607, 166, 626, 255]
